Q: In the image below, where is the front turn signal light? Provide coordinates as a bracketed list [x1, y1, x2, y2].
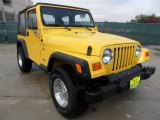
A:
[75, 64, 83, 74]
[145, 51, 150, 57]
[92, 62, 102, 71]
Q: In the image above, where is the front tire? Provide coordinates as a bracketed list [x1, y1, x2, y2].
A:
[17, 47, 32, 73]
[49, 66, 88, 118]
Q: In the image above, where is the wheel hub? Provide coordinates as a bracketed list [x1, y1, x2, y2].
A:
[54, 78, 69, 108]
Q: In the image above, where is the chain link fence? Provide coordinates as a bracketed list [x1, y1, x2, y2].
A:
[96, 22, 160, 45]
[0, 21, 18, 43]
[0, 21, 160, 45]
[0, 22, 6, 43]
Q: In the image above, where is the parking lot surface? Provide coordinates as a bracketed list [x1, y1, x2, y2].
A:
[0, 44, 160, 120]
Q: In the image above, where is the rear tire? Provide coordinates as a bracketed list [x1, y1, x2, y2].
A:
[49, 65, 88, 118]
[17, 47, 32, 73]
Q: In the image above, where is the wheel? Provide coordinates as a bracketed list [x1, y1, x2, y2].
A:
[17, 47, 32, 73]
[49, 66, 88, 118]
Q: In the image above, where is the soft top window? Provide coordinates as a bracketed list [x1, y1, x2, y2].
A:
[27, 9, 38, 29]
[18, 12, 26, 35]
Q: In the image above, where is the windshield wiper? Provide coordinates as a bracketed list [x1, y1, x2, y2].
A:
[73, 25, 92, 31]
[46, 24, 71, 31]
[55, 24, 71, 31]
[85, 26, 92, 31]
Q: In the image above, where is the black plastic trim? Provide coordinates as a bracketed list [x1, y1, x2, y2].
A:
[47, 52, 91, 80]
[19, 3, 89, 14]
[85, 65, 156, 103]
[142, 66, 156, 79]
[17, 39, 29, 58]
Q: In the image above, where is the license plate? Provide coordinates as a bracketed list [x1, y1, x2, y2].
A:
[130, 76, 141, 90]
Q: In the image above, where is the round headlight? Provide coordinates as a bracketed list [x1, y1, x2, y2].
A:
[136, 45, 141, 57]
[103, 49, 114, 64]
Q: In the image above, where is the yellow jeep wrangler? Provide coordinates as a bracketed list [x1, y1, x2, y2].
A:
[17, 3, 156, 118]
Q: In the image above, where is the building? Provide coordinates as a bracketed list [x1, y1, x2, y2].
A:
[0, 0, 33, 22]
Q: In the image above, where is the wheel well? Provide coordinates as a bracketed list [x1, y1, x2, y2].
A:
[48, 58, 80, 86]
[48, 57, 86, 90]
[17, 40, 29, 58]
[17, 42, 22, 48]
[48, 58, 69, 72]
[47, 52, 91, 82]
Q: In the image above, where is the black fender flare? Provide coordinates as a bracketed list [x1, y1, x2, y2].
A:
[47, 52, 91, 80]
[17, 39, 29, 58]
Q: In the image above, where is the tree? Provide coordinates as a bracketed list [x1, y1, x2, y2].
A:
[130, 14, 160, 23]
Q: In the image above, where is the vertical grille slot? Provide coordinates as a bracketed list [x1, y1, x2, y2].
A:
[113, 48, 118, 71]
[116, 48, 120, 70]
[128, 46, 133, 66]
[112, 45, 135, 72]
[123, 47, 126, 68]
[124, 47, 127, 67]
[126, 46, 130, 67]
[117, 47, 122, 70]
[130, 46, 135, 65]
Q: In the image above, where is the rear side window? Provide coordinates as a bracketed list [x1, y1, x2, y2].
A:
[28, 9, 37, 29]
[18, 12, 26, 35]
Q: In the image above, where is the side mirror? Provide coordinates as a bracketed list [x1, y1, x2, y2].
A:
[26, 17, 36, 29]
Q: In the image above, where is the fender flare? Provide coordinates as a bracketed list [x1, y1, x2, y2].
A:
[47, 52, 91, 80]
[17, 39, 29, 58]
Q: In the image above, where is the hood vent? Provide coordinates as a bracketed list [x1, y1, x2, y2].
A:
[87, 46, 92, 56]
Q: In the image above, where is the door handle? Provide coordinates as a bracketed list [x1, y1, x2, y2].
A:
[27, 31, 29, 36]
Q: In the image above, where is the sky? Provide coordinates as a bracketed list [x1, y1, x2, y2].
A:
[32, 0, 160, 22]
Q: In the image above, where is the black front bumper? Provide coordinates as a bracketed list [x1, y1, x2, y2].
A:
[85, 65, 156, 103]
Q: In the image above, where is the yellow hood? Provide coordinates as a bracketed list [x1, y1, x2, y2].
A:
[45, 30, 139, 56]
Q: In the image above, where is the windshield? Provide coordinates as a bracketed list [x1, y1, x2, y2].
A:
[40, 6, 95, 27]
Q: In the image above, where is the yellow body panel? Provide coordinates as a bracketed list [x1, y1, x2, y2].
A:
[18, 4, 151, 79]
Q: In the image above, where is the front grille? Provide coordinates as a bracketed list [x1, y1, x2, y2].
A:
[112, 45, 135, 71]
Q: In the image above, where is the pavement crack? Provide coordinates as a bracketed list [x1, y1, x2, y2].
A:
[0, 95, 50, 99]
[147, 80, 160, 92]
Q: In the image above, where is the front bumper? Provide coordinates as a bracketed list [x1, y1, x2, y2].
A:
[85, 65, 156, 103]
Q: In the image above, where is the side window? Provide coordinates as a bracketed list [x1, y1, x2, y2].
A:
[28, 9, 37, 29]
[18, 12, 26, 35]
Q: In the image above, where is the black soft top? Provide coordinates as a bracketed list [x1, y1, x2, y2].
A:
[19, 3, 89, 14]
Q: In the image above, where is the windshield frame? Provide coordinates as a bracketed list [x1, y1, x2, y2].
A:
[40, 6, 96, 28]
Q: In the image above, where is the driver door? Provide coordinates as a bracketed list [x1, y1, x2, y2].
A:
[26, 8, 41, 64]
